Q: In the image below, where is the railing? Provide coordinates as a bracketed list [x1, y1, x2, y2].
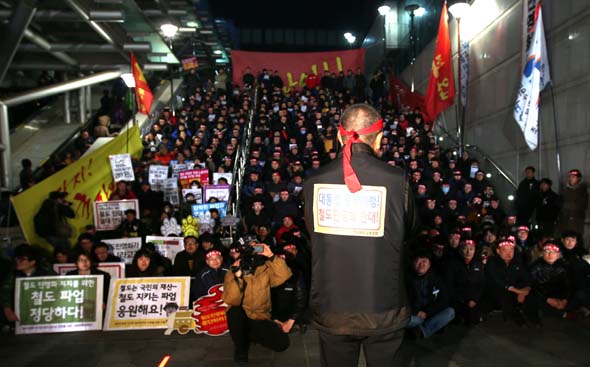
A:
[434, 122, 518, 189]
[228, 87, 258, 217]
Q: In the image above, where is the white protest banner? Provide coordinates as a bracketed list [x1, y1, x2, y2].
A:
[53, 262, 126, 279]
[104, 277, 190, 331]
[170, 161, 195, 178]
[203, 185, 231, 202]
[181, 188, 202, 204]
[145, 236, 184, 264]
[149, 165, 169, 191]
[191, 202, 227, 224]
[15, 275, 103, 334]
[213, 172, 232, 185]
[163, 178, 180, 206]
[93, 199, 140, 231]
[109, 153, 135, 182]
[102, 238, 142, 264]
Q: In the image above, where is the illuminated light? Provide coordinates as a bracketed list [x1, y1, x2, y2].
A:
[378, 5, 391, 16]
[160, 23, 179, 38]
[438, 136, 444, 142]
[453, 151, 458, 156]
[486, 173, 492, 178]
[24, 125, 39, 131]
[344, 33, 356, 44]
[508, 195, 515, 201]
[344, 32, 353, 39]
[448, 1, 470, 20]
[186, 21, 199, 28]
[213, 50, 223, 55]
[157, 355, 171, 367]
[459, 0, 499, 41]
[120, 73, 135, 88]
[415, 7, 426, 17]
[568, 33, 578, 40]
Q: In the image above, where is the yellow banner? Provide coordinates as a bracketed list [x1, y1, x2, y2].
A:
[12, 126, 143, 250]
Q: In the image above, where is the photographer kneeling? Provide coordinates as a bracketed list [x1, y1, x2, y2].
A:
[222, 239, 292, 364]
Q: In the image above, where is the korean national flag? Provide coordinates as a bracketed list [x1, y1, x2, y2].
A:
[514, 7, 551, 150]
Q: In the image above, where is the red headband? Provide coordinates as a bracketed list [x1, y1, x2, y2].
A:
[205, 250, 222, 259]
[543, 244, 560, 252]
[498, 240, 515, 249]
[338, 119, 384, 192]
[464, 239, 475, 247]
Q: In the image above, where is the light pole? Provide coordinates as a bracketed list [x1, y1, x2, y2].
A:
[160, 23, 179, 114]
[448, 0, 470, 155]
[405, 4, 421, 92]
[378, 5, 390, 60]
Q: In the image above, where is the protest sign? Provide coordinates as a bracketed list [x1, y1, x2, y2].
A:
[181, 188, 202, 204]
[145, 236, 184, 264]
[191, 202, 227, 224]
[163, 178, 180, 206]
[213, 172, 232, 185]
[203, 185, 231, 202]
[93, 199, 139, 231]
[149, 165, 169, 191]
[181, 56, 198, 70]
[192, 284, 229, 336]
[178, 169, 209, 189]
[102, 238, 142, 264]
[170, 161, 195, 178]
[53, 263, 126, 279]
[15, 275, 103, 334]
[109, 153, 135, 182]
[104, 277, 190, 331]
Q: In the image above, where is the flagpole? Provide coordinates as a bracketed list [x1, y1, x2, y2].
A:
[549, 84, 562, 191]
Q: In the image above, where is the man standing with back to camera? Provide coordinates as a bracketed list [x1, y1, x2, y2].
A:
[304, 104, 417, 367]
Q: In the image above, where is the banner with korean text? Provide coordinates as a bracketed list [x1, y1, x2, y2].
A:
[15, 275, 103, 334]
[104, 277, 190, 331]
[145, 236, 185, 264]
[102, 238, 142, 264]
[11, 126, 143, 250]
[231, 49, 365, 92]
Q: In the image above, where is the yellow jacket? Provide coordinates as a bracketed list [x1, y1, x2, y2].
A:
[222, 256, 292, 320]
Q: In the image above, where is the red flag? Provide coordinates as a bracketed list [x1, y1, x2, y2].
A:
[131, 53, 153, 115]
[424, 2, 455, 122]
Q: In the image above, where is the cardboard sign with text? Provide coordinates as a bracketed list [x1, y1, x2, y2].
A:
[191, 202, 227, 224]
[104, 277, 190, 331]
[145, 236, 184, 264]
[179, 169, 209, 189]
[149, 165, 170, 191]
[93, 199, 139, 231]
[203, 185, 231, 202]
[15, 275, 103, 334]
[102, 238, 142, 264]
[109, 153, 135, 182]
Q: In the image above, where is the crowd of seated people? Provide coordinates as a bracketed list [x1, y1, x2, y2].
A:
[2, 67, 590, 340]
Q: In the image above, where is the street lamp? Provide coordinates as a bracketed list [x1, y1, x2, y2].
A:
[448, 0, 471, 156]
[377, 5, 390, 59]
[160, 23, 179, 114]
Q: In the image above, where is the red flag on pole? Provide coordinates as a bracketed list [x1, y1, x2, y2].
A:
[424, 2, 455, 122]
[131, 53, 153, 115]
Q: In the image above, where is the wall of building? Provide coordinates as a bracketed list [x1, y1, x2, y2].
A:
[401, 0, 590, 196]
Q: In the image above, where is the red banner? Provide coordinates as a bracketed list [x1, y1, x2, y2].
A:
[424, 2, 455, 122]
[231, 49, 365, 91]
[389, 76, 425, 112]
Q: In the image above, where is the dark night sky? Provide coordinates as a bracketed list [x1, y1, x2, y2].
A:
[210, 0, 383, 34]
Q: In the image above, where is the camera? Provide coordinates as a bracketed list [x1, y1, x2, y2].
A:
[231, 235, 263, 276]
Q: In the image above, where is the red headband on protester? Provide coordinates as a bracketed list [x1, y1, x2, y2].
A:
[205, 250, 222, 259]
[338, 119, 384, 193]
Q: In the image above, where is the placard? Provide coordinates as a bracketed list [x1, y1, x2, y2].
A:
[102, 238, 142, 264]
[93, 199, 140, 231]
[170, 162, 195, 178]
[203, 185, 231, 202]
[313, 184, 387, 237]
[163, 178, 180, 206]
[145, 236, 184, 264]
[109, 153, 135, 182]
[182, 56, 198, 70]
[15, 275, 103, 334]
[192, 284, 228, 336]
[104, 277, 190, 331]
[179, 169, 209, 189]
[181, 188, 202, 204]
[191, 202, 227, 224]
[53, 262, 126, 279]
[213, 172, 232, 185]
[149, 165, 170, 191]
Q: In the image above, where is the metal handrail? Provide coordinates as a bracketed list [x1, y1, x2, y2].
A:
[434, 123, 518, 189]
[228, 87, 258, 216]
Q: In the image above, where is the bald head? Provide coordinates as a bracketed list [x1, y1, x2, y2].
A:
[339, 103, 382, 146]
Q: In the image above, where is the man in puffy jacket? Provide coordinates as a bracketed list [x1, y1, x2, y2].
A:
[222, 242, 292, 364]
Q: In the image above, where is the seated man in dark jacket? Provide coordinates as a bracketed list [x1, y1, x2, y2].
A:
[529, 240, 572, 319]
[560, 231, 590, 316]
[445, 239, 485, 325]
[406, 251, 455, 338]
[484, 239, 539, 325]
[173, 236, 201, 277]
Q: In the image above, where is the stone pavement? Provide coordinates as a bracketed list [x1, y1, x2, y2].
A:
[1, 314, 590, 367]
